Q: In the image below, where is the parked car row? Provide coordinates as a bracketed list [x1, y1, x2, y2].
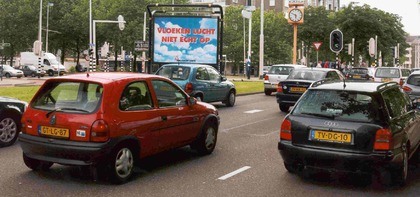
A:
[0, 64, 48, 78]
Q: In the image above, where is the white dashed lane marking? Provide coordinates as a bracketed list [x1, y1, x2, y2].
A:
[244, 109, 263, 114]
[217, 166, 252, 180]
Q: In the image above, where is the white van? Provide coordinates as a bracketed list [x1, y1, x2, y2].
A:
[263, 64, 307, 95]
[20, 52, 66, 76]
[374, 67, 411, 85]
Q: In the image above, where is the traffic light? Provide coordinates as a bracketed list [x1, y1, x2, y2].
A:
[330, 30, 343, 53]
[391, 47, 396, 58]
[344, 43, 352, 55]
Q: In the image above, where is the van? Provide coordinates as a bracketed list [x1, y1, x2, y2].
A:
[19, 52, 66, 76]
[374, 67, 411, 86]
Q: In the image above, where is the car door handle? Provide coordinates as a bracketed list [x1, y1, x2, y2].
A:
[161, 116, 167, 121]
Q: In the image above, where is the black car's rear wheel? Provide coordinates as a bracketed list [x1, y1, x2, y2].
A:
[0, 113, 20, 147]
[264, 89, 271, 96]
[23, 153, 53, 171]
[393, 146, 408, 186]
[279, 104, 289, 112]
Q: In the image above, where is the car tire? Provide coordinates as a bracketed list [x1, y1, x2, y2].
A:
[31, 72, 36, 77]
[191, 121, 218, 155]
[5, 73, 11, 78]
[17, 76, 22, 78]
[194, 94, 203, 102]
[279, 104, 289, 112]
[48, 70, 54, 76]
[225, 90, 235, 107]
[0, 113, 20, 147]
[284, 162, 298, 173]
[107, 145, 135, 184]
[393, 146, 408, 186]
[24, 74, 27, 77]
[264, 89, 271, 96]
[23, 153, 53, 171]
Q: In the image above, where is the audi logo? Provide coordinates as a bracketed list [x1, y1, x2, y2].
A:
[324, 121, 338, 127]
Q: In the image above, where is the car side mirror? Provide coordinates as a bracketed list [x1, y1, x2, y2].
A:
[189, 97, 197, 106]
[221, 76, 227, 81]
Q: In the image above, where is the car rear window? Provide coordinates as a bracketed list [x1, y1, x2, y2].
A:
[287, 70, 325, 81]
[32, 82, 103, 113]
[375, 68, 400, 78]
[350, 68, 368, 74]
[156, 66, 191, 80]
[292, 90, 380, 122]
[268, 66, 293, 75]
[401, 69, 411, 77]
[407, 75, 420, 86]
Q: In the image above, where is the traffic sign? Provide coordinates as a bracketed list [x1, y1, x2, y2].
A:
[135, 40, 148, 51]
[312, 42, 322, 51]
[368, 38, 375, 57]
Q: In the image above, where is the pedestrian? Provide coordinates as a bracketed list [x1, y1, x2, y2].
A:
[323, 61, 329, 68]
[316, 61, 322, 68]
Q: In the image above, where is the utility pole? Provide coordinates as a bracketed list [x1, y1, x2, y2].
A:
[37, 0, 43, 78]
[259, 0, 264, 78]
[351, 38, 355, 67]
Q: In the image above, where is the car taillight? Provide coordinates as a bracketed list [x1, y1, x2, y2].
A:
[277, 83, 283, 93]
[90, 120, 109, 142]
[374, 128, 392, 151]
[280, 119, 292, 141]
[402, 86, 412, 92]
[264, 75, 269, 80]
[185, 82, 193, 94]
[21, 117, 27, 134]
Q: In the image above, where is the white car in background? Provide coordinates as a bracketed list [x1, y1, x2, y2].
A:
[0, 65, 23, 78]
[374, 67, 411, 85]
[263, 64, 306, 95]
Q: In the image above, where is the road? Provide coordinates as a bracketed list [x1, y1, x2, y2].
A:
[0, 94, 418, 196]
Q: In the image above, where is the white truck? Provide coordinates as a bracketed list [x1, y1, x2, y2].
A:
[19, 52, 66, 76]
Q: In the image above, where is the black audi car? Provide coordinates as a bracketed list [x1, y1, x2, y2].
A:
[276, 68, 344, 112]
[0, 96, 27, 147]
[278, 81, 419, 186]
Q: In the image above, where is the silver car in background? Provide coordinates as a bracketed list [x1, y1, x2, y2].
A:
[0, 65, 23, 78]
[402, 71, 420, 101]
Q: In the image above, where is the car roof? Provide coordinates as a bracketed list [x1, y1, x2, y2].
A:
[410, 71, 420, 75]
[46, 73, 166, 85]
[161, 64, 213, 68]
[271, 64, 305, 67]
[311, 81, 398, 92]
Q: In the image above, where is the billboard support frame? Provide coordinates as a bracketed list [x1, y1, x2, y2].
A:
[146, 4, 224, 74]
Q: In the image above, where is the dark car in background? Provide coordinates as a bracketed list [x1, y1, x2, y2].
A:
[156, 64, 236, 107]
[0, 97, 27, 147]
[276, 68, 344, 112]
[278, 81, 419, 186]
[346, 67, 374, 80]
[21, 64, 45, 77]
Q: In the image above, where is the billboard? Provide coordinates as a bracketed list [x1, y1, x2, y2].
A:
[152, 16, 219, 64]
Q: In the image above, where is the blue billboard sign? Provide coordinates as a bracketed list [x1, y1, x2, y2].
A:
[152, 16, 219, 64]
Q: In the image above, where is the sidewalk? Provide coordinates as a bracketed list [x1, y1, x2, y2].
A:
[0, 77, 48, 87]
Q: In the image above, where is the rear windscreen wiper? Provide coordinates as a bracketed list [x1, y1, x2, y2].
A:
[300, 112, 335, 119]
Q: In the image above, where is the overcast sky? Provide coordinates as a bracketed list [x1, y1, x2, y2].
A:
[340, 0, 420, 36]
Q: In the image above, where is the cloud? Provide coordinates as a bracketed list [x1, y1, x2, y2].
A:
[199, 18, 218, 40]
[154, 22, 191, 50]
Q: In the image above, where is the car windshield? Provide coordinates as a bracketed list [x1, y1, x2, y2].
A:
[350, 68, 368, 74]
[292, 90, 380, 122]
[156, 66, 191, 80]
[2, 65, 13, 70]
[407, 75, 420, 86]
[375, 68, 400, 78]
[32, 81, 103, 113]
[268, 66, 294, 75]
[287, 70, 325, 81]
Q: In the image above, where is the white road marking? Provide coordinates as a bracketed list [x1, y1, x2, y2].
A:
[244, 109, 263, 114]
[217, 166, 251, 180]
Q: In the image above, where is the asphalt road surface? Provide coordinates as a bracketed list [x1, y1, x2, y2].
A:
[0, 94, 418, 197]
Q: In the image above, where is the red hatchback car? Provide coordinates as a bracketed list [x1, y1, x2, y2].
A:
[19, 73, 220, 183]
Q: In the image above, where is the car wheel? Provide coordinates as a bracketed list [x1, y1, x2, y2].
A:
[23, 153, 53, 171]
[31, 72, 36, 77]
[48, 70, 54, 76]
[225, 90, 235, 107]
[17, 76, 22, 78]
[5, 73, 11, 78]
[194, 94, 203, 102]
[191, 121, 218, 155]
[0, 113, 20, 147]
[24, 74, 27, 77]
[284, 162, 298, 173]
[108, 145, 135, 184]
[264, 89, 271, 96]
[279, 104, 289, 112]
[393, 146, 408, 186]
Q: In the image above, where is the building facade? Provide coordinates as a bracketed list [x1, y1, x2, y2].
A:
[405, 36, 420, 69]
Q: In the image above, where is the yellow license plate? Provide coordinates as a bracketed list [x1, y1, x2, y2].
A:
[40, 126, 69, 138]
[290, 87, 306, 93]
[381, 78, 392, 82]
[353, 75, 361, 79]
[310, 130, 352, 144]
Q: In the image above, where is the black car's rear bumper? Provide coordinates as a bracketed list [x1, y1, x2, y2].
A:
[276, 92, 302, 105]
[278, 141, 402, 173]
[19, 133, 116, 166]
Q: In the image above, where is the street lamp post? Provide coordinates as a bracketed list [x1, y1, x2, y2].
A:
[37, 0, 43, 78]
[46, 2, 53, 53]
[259, 0, 264, 79]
